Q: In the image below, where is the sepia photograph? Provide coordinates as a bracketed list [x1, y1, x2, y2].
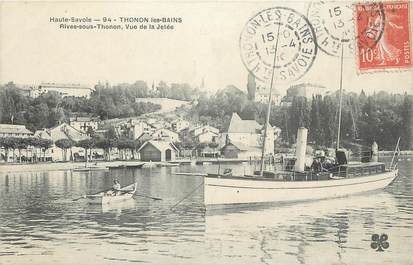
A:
[0, 1, 412, 264]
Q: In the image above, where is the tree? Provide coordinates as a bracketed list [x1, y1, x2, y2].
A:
[7, 137, 19, 163]
[38, 139, 53, 162]
[320, 96, 336, 147]
[309, 95, 323, 146]
[399, 94, 412, 149]
[157, 81, 170, 98]
[195, 142, 207, 157]
[358, 97, 379, 146]
[16, 138, 28, 163]
[55, 139, 75, 161]
[289, 96, 310, 141]
[105, 126, 118, 139]
[117, 138, 136, 160]
[247, 72, 256, 100]
[208, 142, 219, 157]
[86, 126, 95, 137]
[0, 137, 14, 162]
[76, 139, 95, 166]
[24, 137, 38, 162]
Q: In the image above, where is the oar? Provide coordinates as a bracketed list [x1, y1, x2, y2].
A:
[134, 193, 162, 200]
[72, 187, 111, 201]
[72, 195, 86, 201]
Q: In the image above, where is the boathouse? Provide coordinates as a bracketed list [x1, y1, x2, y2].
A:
[138, 140, 178, 161]
[220, 141, 261, 159]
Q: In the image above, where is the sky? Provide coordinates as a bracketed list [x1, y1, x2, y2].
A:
[0, 1, 412, 96]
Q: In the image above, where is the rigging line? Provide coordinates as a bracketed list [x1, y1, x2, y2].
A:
[332, 102, 340, 148]
[260, 21, 282, 176]
[170, 180, 204, 210]
[336, 40, 345, 150]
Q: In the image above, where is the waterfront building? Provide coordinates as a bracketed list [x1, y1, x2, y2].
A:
[138, 140, 178, 161]
[0, 124, 33, 162]
[35, 123, 89, 161]
[0, 124, 33, 138]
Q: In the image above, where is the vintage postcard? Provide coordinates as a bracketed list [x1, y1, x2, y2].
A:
[0, 1, 412, 265]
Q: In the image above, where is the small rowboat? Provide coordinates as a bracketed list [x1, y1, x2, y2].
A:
[72, 166, 109, 172]
[86, 183, 137, 205]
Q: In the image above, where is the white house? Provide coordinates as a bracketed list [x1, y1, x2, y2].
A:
[171, 119, 190, 132]
[196, 130, 219, 143]
[127, 120, 154, 140]
[148, 120, 171, 130]
[151, 128, 180, 142]
[224, 113, 275, 155]
[191, 125, 219, 138]
[220, 141, 262, 159]
[69, 116, 100, 134]
[17, 85, 42, 98]
[254, 83, 282, 105]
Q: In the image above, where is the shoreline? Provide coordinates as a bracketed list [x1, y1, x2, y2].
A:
[0, 160, 143, 174]
[0, 151, 412, 174]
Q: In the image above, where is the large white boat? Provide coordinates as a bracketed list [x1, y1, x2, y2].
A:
[204, 163, 398, 207]
[204, 22, 400, 208]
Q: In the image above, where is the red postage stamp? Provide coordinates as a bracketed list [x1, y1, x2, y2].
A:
[356, 1, 411, 70]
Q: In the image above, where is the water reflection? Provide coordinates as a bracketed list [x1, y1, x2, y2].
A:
[0, 160, 412, 265]
[205, 192, 412, 265]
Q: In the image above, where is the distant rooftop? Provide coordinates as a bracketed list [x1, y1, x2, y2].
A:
[0, 124, 33, 134]
[69, 116, 100, 122]
[39, 83, 94, 90]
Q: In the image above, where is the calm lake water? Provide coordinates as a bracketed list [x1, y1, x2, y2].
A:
[0, 159, 412, 265]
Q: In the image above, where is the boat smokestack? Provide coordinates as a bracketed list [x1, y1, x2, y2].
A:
[294, 127, 308, 172]
[372, 141, 378, 162]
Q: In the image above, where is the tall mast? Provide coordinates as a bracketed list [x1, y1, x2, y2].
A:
[336, 42, 345, 150]
[259, 22, 281, 176]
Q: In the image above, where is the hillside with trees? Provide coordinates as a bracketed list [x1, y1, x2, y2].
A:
[0, 80, 203, 131]
[189, 86, 412, 150]
[1, 80, 411, 151]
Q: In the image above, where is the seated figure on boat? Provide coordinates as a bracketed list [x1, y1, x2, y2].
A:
[311, 158, 323, 172]
[106, 179, 122, 196]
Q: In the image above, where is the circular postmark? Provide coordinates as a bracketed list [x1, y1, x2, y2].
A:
[239, 7, 317, 84]
[307, 1, 355, 57]
[355, 2, 385, 50]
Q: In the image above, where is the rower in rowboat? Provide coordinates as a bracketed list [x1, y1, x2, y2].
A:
[106, 179, 122, 196]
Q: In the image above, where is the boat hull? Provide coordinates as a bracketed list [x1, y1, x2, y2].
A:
[204, 169, 398, 207]
[86, 193, 135, 204]
[86, 183, 137, 205]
